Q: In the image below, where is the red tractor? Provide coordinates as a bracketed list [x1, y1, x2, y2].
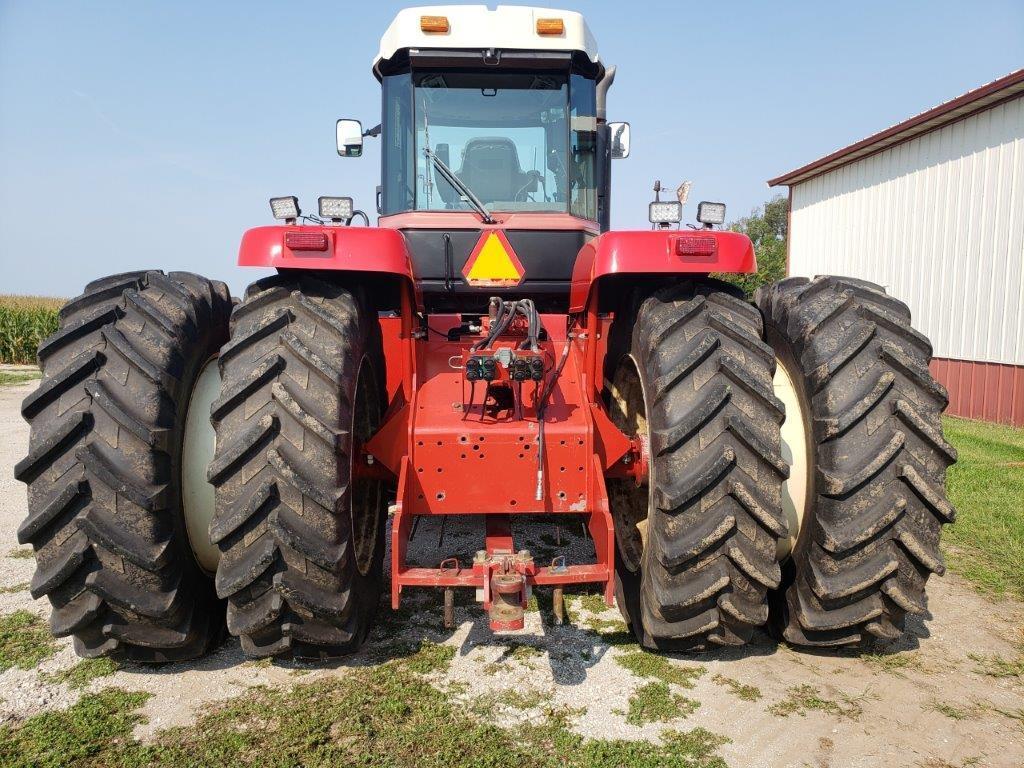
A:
[16, 6, 955, 662]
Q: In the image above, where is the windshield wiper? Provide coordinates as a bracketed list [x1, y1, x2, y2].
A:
[424, 147, 495, 224]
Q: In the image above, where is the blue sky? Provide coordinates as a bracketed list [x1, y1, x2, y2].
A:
[1, 1, 1021, 297]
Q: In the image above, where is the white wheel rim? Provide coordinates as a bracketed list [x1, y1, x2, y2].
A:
[182, 359, 222, 573]
[775, 356, 809, 561]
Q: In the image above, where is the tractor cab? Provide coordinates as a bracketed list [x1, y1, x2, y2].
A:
[337, 6, 628, 311]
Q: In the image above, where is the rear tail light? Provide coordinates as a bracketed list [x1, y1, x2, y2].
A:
[285, 231, 329, 251]
[675, 236, 717, 260]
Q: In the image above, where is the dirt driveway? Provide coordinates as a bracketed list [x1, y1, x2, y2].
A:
[1, 379, 1022, 767]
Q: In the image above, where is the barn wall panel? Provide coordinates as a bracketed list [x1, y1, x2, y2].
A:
[789, 96, 1024, 367]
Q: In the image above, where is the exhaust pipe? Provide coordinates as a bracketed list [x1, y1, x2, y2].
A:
[596, 65, 616, 122]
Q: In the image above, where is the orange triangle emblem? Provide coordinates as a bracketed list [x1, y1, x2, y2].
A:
[462, 230, 525, 287]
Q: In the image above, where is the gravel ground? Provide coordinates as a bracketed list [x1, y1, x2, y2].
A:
[1, 379, 1022, 767]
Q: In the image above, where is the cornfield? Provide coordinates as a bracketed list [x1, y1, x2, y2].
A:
[0, 296, 65, 365]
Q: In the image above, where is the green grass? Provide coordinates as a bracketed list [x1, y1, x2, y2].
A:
[767, 684, 866, 720]
[401, 640, 455, 674]
[625, 681, 699, 725]
[615, 647, 706, 688]
[927, 701, 976, 721]
[711, 674, 761, 702]
[470, 687, 550, 717]
[0, 370, 41, 386]
[0, 582, 29, 594]
[584, 616, 629, 634]
[861, 651, 924, 677]
[0, 296, 63, 366]
[483, 640, 544, 674]
[42, 657, 119, 690]
[0, 688, 150, 768]
[7, 548, 34, 559]
[0, 641, 730, 768]
[577, 593, 607, 613]
[968, 652, 1024, 679]
[0, 611, 59, 672]
[943, 417, 1024, 600]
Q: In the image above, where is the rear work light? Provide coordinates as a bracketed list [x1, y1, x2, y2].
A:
[269, 196, 300, 221]
[675, 236, 718, 260]
[285, 231, 329, 252]
[318, 196, 353, 222]
[697, 201, 727, 226]
[649, 201, 682, 224]
[420, 15, 449, 33]
[536, 18, 565, 35]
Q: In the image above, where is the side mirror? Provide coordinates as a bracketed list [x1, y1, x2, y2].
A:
[609, 121, 630, 159]
[336, 119, 364, 158]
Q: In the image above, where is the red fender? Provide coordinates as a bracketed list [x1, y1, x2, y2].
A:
[568, 230, 756, 312]
[238, 225, 419, 304]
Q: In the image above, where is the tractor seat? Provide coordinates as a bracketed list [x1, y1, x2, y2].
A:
[456, 137, 532, 205]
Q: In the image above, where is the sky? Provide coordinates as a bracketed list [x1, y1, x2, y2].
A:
[1, 0, 1022, 297]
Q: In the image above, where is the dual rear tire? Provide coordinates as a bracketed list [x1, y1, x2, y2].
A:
[207, 275, 387, 659]
[17, 271, 386, 662]
[15, 272, 232, 661]
[608, 281, 788, 650]
[758, 276, 957, 646]
[610, 276, 956, 650]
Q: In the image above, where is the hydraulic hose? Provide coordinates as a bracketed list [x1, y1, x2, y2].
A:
[535, 336, 572, 501]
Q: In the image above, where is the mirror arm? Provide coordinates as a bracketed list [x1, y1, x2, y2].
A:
[363, 123, 382, 138]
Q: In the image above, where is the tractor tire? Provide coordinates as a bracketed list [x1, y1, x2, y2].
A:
[14, 271, 232, 661]
[607, 281, 789, 650]
[756, 276, 957, 647]
[209, 274, 387, 660]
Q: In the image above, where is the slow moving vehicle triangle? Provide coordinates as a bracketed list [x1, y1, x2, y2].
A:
[462, 230, 525, 287]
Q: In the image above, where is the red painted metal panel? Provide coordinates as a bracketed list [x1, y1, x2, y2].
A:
[930, 357, 1024, 427]
[238, 224, 417, 287]
[403, 331, 592, 516]
[381, 300, 627, 609]
[568, 230, 757, 312]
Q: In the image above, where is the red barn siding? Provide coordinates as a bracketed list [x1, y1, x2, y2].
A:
[931, 357, 1024, 426]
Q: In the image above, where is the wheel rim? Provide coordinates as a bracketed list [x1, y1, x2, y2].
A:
[774, 355, 810, 561]
[350, 356, 383, 577]
[607, 355, 651, 573]
[181, 358, 222, 574]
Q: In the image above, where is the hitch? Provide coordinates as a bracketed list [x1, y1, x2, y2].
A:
[476, 548, 536, 631]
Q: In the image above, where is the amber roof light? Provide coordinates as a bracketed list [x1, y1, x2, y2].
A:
[420, 15, 449, 33]
[536, 18, 564, 36]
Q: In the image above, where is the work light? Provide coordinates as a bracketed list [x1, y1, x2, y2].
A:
[696, 201, 726, 227]
[269, 196, 300, 221]
[649, 201, 683, 225]
[318, 196, 354, 222]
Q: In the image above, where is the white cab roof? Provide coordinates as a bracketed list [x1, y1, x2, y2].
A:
[376, 5, 600, 67]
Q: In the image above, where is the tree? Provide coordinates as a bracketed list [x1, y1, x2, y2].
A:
[713, 195, 788, 299]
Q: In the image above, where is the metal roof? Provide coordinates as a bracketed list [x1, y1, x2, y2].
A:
[768, 68, 1024, 187]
